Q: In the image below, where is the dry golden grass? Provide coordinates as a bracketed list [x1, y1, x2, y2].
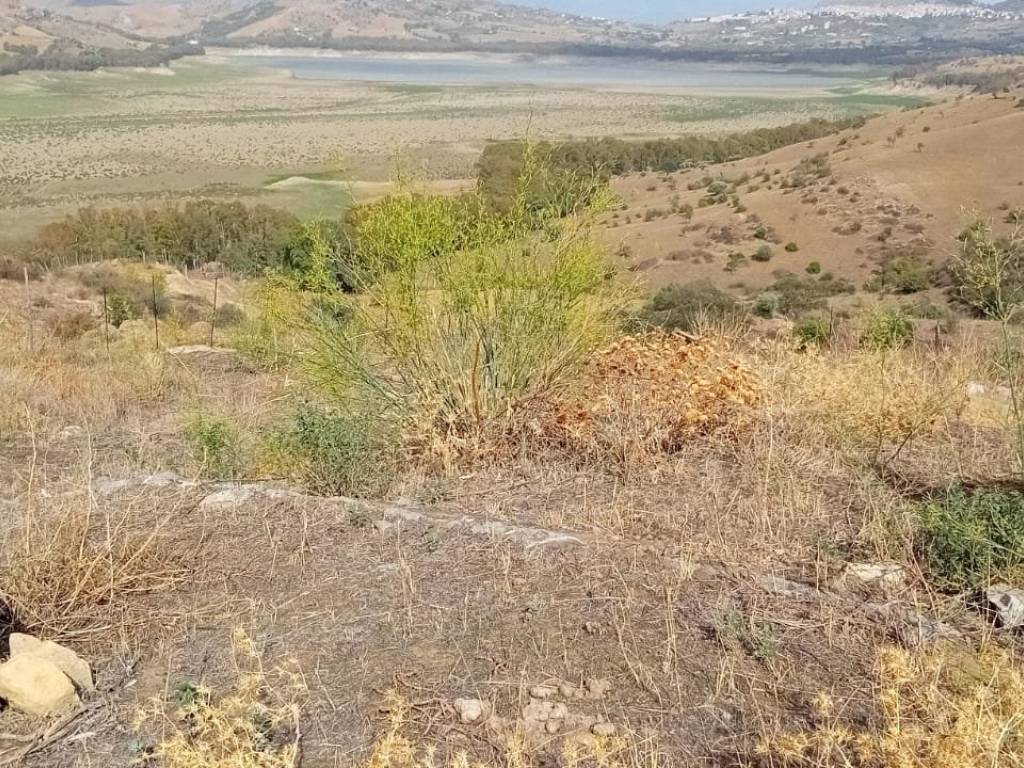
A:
[367, 692, 665, 768]
[757, 643, 1024, 767]
[0, 484, 186, 641]
[137, 630, 303, 768]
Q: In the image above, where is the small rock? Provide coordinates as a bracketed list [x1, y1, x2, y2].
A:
[966, 381, 987, 398]
[755, 573, 817, 598]
[0, 656, 80, 716]
[199, 487, 256, 510]
[987, 584, 1024, 629]
[59, 425, 84, 440]
[523, 698, 556, 723]
[454, 698, 486, 724]
[843, 563, 906, 590]
[549, 702, 568, 720]
[529, 684, 557, 700]
[9, 634, 93, 691]
[545, 719, 562, 734]
[591, 722, 616, 737]
[558, 683, 578, 699]
[585, 678, 612, 700]
[582, 621, 600, 635]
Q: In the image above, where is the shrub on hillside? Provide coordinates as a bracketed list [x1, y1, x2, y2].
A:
[953, 218, 1024, 318]
[638, 281, 744, 334]
[765, 271, 855, 316]
[301, 182, 628, 452]
[868, 256, 931, 294]
[184, 412, 245, 480]
[793, 316, 832, 350]
[915, 487, 1024, 591]
[78, 263, 170, 317]
[861, 308, 915, 350]
[264, 403, 395, 497]
[752, 244, 774, 263]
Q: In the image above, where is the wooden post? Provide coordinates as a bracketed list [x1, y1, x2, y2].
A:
[23, 267, 33, 353]
[102, 287, 110, 356]
[209, 276, 219, 347]
[151, 275, 160, 351]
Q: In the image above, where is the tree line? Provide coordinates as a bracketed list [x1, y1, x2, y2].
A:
[477, 117, 866, 212]
[0, 42, 203, 77]
[25, 199, 349, 278]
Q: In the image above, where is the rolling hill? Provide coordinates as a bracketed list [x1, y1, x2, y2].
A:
[606, 76, 1024, 302]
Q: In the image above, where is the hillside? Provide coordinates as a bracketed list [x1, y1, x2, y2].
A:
[607, 79, 1024, 303]
[11, 0, 1024, 63]
[27, 0, 649, 46]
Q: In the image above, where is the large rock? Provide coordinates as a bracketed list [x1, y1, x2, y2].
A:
[986, 584, 1024, 629]
[0, 655, 80, 716]
[8, 633, 93, 691]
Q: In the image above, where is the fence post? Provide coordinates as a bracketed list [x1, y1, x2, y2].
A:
[151, 275, 160, 351]
[102, 287, 110, 356]
[209, 276, 219, 347]
[23, 267, 33, 354]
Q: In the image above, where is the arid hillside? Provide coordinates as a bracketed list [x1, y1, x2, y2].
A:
[610, 84, 1024, 297]
[26, 0, 644, 45]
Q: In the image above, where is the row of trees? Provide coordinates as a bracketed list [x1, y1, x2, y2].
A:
[0, 43, 202, 76]
[27, 199, 350, 278]
[477, 118, 865, 212]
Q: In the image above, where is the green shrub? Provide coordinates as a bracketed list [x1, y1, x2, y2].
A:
[30, 199, 339, 275]
[753, 291, 781, 319]
[785, 242, 800, 253]
[861, 307, 914, 350]
[265, 403, 394, 497]
[766, 271, 855, 316]
[184, 412, 244, 480]
[869, 256, 931, 294]
[752, 244, 774, 263]
[793, 316, 831, 349]
[805, 261, 822, 275]
[303, 181, 628, 439]
[106, 294, 134, 327]
[916, 487, 1024, 591]
[639, 281, 743, 333]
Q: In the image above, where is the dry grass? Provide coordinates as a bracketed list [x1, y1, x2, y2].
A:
[137, 630, 303, 768]
[0, 484, 186, 642]
[367, 692, 665, 768]
[756, 643, 1024, 767]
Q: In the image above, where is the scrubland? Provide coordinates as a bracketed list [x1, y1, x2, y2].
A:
[2, 83, 1024, 768]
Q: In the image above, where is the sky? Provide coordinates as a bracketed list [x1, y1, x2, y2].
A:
[512, 0, 818, 23]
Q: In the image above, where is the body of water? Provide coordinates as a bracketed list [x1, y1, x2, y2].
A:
[228, 50, 868, 91]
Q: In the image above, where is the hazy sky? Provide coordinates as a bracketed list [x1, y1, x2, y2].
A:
[513, 1, 817, 23]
